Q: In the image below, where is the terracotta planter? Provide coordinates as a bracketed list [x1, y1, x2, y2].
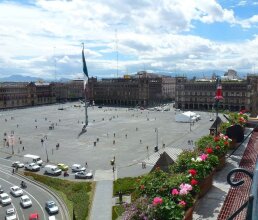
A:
[198, 171, 214, 198]
[229, 138, 237, 149]
[184, 206, 194, 220]
[216, 155, 226, 171]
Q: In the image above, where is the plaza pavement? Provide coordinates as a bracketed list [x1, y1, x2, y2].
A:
[0, 103, 223, 220]
[0, 102, 214, 179]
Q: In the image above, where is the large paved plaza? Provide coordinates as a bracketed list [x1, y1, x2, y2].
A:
[0, 103, 214, 179]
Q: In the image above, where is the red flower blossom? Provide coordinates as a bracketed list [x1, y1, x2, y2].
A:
[206, 147, 213, 154]
[224, 141, 229, 146]
[214, 136, 220, 142]
[216, 145, 220, 150]
[188, 169, 197, 176]
[190, 179, 198, 186]
[140, 185, 145, 190]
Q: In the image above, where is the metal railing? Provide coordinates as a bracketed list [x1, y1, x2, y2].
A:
[226, 161, 258, 220]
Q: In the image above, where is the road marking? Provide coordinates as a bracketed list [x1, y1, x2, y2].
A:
[0, 164, 64, 220]
[0, 174, 46, 220]
[19, 207, 25, 220]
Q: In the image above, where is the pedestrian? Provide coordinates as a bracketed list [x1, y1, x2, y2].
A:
[125, 134, 127, 138]
[142, 161, 144, 169]
[85, 162, 88, 168]
[140, 139, 142, 144]
[12, 168, 15, 174]
[35, 126, 37, 129]
[22, 146, 25, 151]
[112, 166, 115, 173]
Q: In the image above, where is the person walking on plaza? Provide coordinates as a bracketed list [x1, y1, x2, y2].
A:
[85, 162, 88, 168]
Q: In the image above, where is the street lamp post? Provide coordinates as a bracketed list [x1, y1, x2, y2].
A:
[214, 77, 223, 136]
[8, 130, 15, 155]
[41, 136, 49, 162]
[154, 128, 159, 152]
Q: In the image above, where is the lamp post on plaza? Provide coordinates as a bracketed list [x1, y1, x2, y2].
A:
[8, 130, 15, 155]
[154, 128, 159, 152]
[41, 136, 49, 163]
[214, 77, 223, 136]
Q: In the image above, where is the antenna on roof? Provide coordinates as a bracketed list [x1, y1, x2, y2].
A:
[115, 29, 119, 78]
[53, 46, 56, 82]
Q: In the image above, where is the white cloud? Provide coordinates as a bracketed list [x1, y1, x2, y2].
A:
[0, 0, 257, 79]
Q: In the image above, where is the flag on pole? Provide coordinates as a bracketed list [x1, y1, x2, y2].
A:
[82, 45, 88, 78]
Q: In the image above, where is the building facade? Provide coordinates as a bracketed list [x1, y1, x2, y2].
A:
[175, 75, 258, 116]
[0, 80, 84, 110]
[87, 72, 175, 107]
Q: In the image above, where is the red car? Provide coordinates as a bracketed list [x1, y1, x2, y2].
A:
[29, 213, 39, 220]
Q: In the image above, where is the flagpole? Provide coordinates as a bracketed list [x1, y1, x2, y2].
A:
[82, 43, 88, 127]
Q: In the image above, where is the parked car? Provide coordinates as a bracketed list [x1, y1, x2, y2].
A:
[10, 186, 23, 197]
[0, 193, 12, 205]
[12, 161, 24, 168]
[29, 213, 39, 220]
[5, 207, 17, 220]
[57, 163, 69, 171]
[44, 165, 62, 176]
[20, 195, 32, 208]
[25, 163, 40, 171]
[71, 164, 86, 172]
[75, 171, 93, 179]
[45, 200, 59, 214]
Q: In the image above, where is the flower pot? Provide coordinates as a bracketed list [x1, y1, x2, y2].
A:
[216, 155, 226, 171]
[184, 206, 194, 220]
[229, 138, 237, 149]
[198, 171, 214, 198]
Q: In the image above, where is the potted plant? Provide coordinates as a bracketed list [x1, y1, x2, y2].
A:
[123, 169, 196, 220]
[196, 134, 230, 170]
[171, 150, 219, 198]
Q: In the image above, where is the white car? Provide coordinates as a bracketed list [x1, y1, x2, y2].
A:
[5, 207, 17, 220]
[20, 195, 32, 208]
[10, 186, 23, 197]
[45, 200, 59, 214]
[0, 193, 12, 205]
[71, 164, 86, 172]
[12, 161, 24, 168]
[25, 163, 40, 171]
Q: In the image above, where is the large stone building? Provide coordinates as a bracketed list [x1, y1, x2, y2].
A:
[87, 72, 175, 107]
[175, 75, 258, 116]
[0, 80, 84, 110]
[0, 82, 56, 109]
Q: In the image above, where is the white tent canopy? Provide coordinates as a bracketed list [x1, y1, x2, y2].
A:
[175, 111, 197, 122]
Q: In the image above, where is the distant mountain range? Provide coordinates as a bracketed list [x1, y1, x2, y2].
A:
[0, 75, 71, 82]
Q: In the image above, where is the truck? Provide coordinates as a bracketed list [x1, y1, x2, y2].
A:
[44, 165, 62, 176]
[23, 154, 43, 166]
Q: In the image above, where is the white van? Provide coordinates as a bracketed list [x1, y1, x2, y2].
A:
[23, 154, 43, 166]
[44, 165, 62, 176]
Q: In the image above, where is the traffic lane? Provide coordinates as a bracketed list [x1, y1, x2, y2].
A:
[0, 169, 46, 220]
[0, 155, 93, 183]
[0, 165, 63, 220]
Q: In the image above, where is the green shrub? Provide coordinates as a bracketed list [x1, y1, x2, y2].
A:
[113, 177, 140, 196]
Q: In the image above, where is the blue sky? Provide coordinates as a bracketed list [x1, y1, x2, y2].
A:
[0, 0, 258, 80]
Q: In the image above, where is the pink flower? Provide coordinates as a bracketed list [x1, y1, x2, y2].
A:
[200, 153, 208, 161]
[152, 197, 163, 206]
[171, 189, 179, 195]
[179, 188, 188, 195]
[180, 183, 192, 191]
[179, 200, 186, 207]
